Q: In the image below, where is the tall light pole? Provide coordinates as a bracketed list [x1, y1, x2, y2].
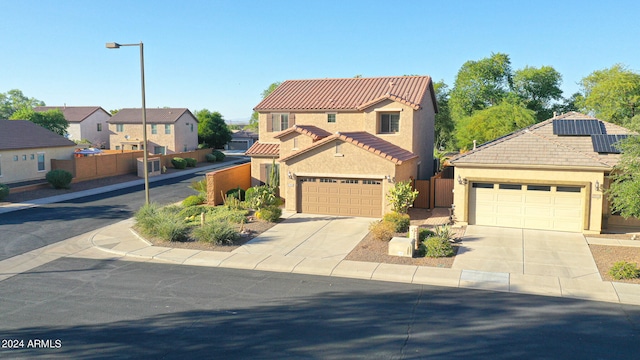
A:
[106, 41, 150, 205]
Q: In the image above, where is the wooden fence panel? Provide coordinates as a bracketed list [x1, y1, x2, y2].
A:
[434, 178, 454, 208]
[413, 180, 430, 208]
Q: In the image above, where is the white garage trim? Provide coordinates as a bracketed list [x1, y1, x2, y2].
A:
[468, 182, 586, 232]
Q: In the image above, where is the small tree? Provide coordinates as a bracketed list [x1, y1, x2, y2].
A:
[386, 181, 419, 214]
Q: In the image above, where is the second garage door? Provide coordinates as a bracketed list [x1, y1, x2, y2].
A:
[469, 183, 584, 232]
[299, 177, 382, 217]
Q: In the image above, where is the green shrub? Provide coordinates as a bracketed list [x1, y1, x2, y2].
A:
[178, 205, 216, 219]
[226, 186, 245, 201]
[419, 228, 435, 242]
[185, 157, 197, 167]
[205, 153, 216, 162]
[609, 261, 640, 280]
[134, 203, 189, 242]
[245, 186, 257, 205]
[386, 180, 419, 214]
[369, 220, 396, 241]
[212, 150, 225, 162]
[423, 236, 454, 258]
[256, 205, 282, 222]
[192, 221, 239, 245]
[433, 224, 454, 241]
[45, 169, 73, 189]
[189, 178, 207, 197]
[0, 183, 9, 201]
[155, 216, 190, 242]
[248, 185, 280, 210]
[135, 203, 162, 233]
[182, 194, 205, 207]
[209, 207, 248, 224]
[171, 157, 187, 169]
[383, 212, 411, 232]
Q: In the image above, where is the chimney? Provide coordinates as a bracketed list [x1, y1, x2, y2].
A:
[473, 140, 477, 150]
[553, 111, 557, 117]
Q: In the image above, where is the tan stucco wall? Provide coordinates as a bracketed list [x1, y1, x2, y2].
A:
[108, 113, 198, 154]
[0, 146, 75, 184]
[453, 165, 606, 233]
[206, 163, 251, 205]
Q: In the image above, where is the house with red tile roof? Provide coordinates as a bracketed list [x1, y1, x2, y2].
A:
[35, 106, 111, 148]
[0, 120, 76, 184]
[450, 112, 638, 234]
[107, 108, 198, 155]
[248, 76, 438, 217]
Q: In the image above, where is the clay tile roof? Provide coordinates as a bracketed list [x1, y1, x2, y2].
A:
[245, 142, 279, 157]
[34, 106, 109, 122]
[450, 112, 636, 169]
[280, 131, 417, 165]
[108, 108, 196, 124]
[0, 120, 76, 151]
[254, 76, 435, 112]
[273, 125, 333, 141]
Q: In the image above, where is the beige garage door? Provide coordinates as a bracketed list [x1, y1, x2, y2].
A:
[469, 183, 584, 232]
[299, 177, 382, 217]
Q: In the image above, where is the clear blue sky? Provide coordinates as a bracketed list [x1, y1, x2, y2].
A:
[2, 0, 639, 123]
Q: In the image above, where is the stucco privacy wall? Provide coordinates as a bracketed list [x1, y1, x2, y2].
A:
[206, 162, 251, 205]
[281, 139, 417, 214]
[453, 166, 605, 233]
[0, 147, 75, 184]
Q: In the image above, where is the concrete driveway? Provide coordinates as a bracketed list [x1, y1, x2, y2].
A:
[233, 213, 372, 260]
[453, 226, 601, 281]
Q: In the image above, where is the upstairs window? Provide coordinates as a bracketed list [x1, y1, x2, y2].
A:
[165, 124, 171, 134]
[97, 123, 102, 132]
[327, 113, 336, 123]
[116, 124, 124, 132]
[151, 124, 157, 134]
[380, 113, 400, 133]
[271, 114, 289, 132]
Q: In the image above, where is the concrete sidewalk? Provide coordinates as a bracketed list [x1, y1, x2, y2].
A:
[74, 215, 640, 306]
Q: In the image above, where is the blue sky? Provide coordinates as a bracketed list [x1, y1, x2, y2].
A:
[2, 0, 639, 123]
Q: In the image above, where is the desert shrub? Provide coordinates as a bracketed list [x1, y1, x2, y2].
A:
[192, 221, 239, 245]
[134, 203, 189, 242]
[223, 196, 246, 211]
[248, 185, 280, 210]
[209, 207, 248, 224]
[0, 183, 9, 201]
[205, 153, 216, 162]
[369, 220, 396, 242]
[178, 205, 217, 219]
[189, 178, 207, 197]
[386, 180, 419, 214]
[383, 212, 411, 232]
[226, 186, 245, 201]
[245, 186, 257, 205]
[185, 157, 197, 167]
[433, 224, 454, 241]
[419, 228, 435, 242]
[182, 194, 206, 207]
[423, 236, 454, 258]
[45, 169, 73, 189]
[212, 150, 225, 162]
[255, 205, 282, 223]
[171, 157, 187, 169]
[609, 261, 640, 280]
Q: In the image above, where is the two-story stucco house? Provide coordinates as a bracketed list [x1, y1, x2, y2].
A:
[108, 108, 199, 155]
[0, 120, 76, 184]
[247, 76, 438, 217]
[34, 106, 111, 148]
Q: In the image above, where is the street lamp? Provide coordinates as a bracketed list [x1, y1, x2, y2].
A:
[106, 41, 150, 205]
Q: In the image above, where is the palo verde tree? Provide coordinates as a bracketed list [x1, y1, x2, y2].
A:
[196, 109, 232, 149]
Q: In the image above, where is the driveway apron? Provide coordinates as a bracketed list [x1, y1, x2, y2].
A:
[233, 214, 372, 260]
[453, 225, 601, 280]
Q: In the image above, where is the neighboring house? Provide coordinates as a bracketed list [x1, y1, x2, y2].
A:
[34, 106, 111, 148]
[450, 111, 638, 234]
[247, 76, 438, 217]
[0, 120, 76, 184]
[226, 129, 258, 151]
[108, 108, 199, 155]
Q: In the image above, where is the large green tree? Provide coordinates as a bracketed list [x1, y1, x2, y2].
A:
[433, 80, 454, 150]
[607, 134, 640, 219]
[449, 52, 513, 121]
[196, 109, 232, 149]
[0, 89, 45, 119]
[246, 81, 281, 132]
[10, 108, 68, 136]
[578, 64, 640, 126]
[455, 98, 536, 150]
[512, 66, 563, 121]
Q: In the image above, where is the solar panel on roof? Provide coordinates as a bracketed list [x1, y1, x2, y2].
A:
[553, 119, 604, 136]
[591, 134, 629, 153]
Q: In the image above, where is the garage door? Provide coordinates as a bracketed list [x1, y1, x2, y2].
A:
[299, 177, 382, 217]
[469, 183, 584, 232]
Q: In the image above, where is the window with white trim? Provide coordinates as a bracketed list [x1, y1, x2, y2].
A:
[165, 124, 171, 134]
[271, 114, 289, 132]
[37, 153, 45, 171]
[116, 124, 124, 132]
[379, 113, 400, 133]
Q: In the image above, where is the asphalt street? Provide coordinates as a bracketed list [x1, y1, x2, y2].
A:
[1, 257, 639, 359]
[0, 169, 213, 262]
